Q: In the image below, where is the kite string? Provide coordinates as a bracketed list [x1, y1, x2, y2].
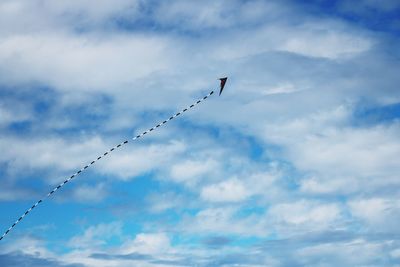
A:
[0, 90, 214, 241]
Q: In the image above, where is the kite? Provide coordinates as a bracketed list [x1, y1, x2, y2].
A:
[0, 77, 228, 241]
[219, 77, 228, 96]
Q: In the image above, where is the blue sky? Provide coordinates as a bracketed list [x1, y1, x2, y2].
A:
[0, 0, 400, 266]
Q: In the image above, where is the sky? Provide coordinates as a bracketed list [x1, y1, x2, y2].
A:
[0, 0, 400, 266]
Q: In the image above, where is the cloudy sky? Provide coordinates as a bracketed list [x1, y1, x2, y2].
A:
[0, 0, 400, 266]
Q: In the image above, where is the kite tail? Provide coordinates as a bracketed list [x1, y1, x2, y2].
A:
[0, 90, 214, 241]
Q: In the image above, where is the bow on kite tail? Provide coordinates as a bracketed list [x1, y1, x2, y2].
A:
[0, 78, 228, 241]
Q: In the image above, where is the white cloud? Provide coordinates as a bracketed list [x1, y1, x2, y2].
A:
[42, 0, 139, 24]
[267, 200, 342, 233]
[62, 231, 175, 267]
[0, 0, 139, 35]
[152, 0, 294, 31]
[262, 82, 301, 96]
[243, 169, 282, 200]
[0, 186, 38, 201]
[71, 183, 108, 203]
[0, 134, 187, 182]
[0, 104, 31, 126]
[291, 125, 400, 177]
[0, 1, 399, 266]
[155, 0, 234, 29]
[169, 158, 218, 185]
[390, 248, 400, 259]
[120, 232, 171, 255]
[0, 235, 54, 257]
[146, 192, 186, 213]
[68, 221, 122, 249]
[0, 135, 106, 178]
[279, 25, 372, 59]
[297, 239, 385, 266]
[179, 207, 268, 237]
[300, 176, 358, 195]
[0, 33, 173, 91]
[209, 19, 372, 62]
[348, 198, 400, 229]
[99, 140, 186, 180]
[201, 178, 249, 203]
[262, 106, 400, 195]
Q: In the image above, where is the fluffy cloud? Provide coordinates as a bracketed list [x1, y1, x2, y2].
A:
[119, 233, 171, 255]
[267, 200, 342, 234]
[263, 106, 400, 196]
[169, 158, 218, 185]
[1, 0, 400, 266]
[0, 135, 107, 181]
[0, 33, 173, 91]
[0, 104, 31, 127]
[68, 221, 122, 249]
[99, 140, 186, 180]
[179, 207, 268, 237]
[200, 178, 249, 203]
[348, 198, 400, 231]
[0, 134, 186, 181]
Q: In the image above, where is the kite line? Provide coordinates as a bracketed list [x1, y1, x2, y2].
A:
[0, 78, 227, 241]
